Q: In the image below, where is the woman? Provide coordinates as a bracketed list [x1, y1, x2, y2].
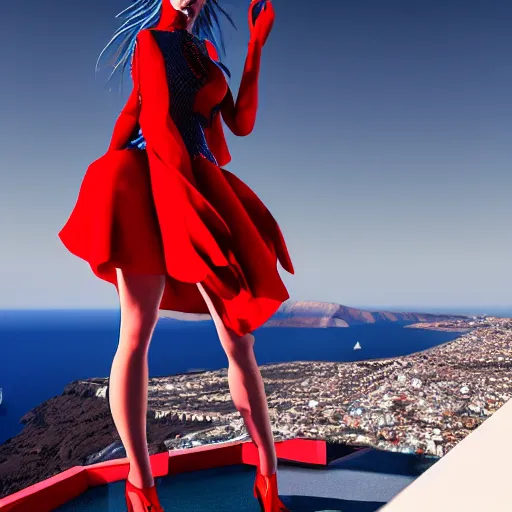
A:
[58, 0, 294, 510]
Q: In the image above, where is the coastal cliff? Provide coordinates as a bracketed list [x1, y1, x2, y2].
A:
[266, 301, 470, 327]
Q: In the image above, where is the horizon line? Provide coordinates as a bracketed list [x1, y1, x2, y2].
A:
[0, 305, 510, 312]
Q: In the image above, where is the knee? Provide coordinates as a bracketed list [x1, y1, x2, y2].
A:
[225, 332, 255, 361]
[120, 308, 159, 346]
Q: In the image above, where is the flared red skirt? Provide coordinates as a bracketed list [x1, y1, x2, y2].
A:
[58, 148, 294, 336]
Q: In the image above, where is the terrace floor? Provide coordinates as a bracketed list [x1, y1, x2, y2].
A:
[55, 447, 432, 512]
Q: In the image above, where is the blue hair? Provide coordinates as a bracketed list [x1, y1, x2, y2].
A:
[96, 0, 236, 93]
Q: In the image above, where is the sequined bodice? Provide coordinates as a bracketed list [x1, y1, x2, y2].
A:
[125, 29, 227, 165]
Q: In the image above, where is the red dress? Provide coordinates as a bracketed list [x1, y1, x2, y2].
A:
[58, 6, 294, 337]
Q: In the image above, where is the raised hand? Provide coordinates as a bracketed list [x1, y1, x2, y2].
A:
[248, 0, 275, 47]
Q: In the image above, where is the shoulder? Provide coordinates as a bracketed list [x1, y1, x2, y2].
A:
[135, 29, 154, 46]
[133, 29, 162, 61]
[136, 29, 170, 51]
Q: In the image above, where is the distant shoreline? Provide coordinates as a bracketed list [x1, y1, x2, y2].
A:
[404, 322, 473, 333]
[158, 300, 477, 329]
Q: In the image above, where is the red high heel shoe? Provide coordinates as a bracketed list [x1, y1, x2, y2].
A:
[253, 467, 290, 511]
[125, 478, 165, 512]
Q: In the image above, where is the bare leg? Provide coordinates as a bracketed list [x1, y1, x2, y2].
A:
[110, 268, 165, 492]
[196, 283, 278, 476]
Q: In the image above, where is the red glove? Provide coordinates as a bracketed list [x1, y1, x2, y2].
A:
[248, 0, 275, 48]
[220, 1, 275, 136]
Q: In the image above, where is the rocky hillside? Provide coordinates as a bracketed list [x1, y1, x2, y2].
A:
[267, 301, 470, 327]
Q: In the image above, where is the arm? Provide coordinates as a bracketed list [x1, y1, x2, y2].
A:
[221, 0, 274, 137]
[107, 41, 142, 151]
[220, 41, 262, 137]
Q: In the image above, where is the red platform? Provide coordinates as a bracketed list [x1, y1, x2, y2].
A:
[0, 438, 326, 511]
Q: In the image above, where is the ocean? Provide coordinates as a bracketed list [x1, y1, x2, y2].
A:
[0, 309, 466, 445]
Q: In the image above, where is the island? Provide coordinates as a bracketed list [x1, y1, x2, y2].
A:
[159, 300, 473, 328]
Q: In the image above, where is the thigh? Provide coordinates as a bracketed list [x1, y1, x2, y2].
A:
[117, 268, 166, 328]
[109, 149, 167, 274]
[196, 283, 255, 357]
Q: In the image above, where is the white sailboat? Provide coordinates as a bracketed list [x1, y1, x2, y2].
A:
[353, 341, 362, 350]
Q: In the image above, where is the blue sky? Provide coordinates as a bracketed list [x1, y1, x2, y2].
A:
[1, 0, 511, 312]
